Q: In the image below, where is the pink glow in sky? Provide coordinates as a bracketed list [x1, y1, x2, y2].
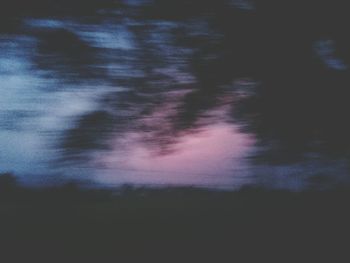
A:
[94, 122, 255, 188]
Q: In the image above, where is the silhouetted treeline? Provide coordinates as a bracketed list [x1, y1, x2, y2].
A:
[0, 173, 349, 262]
[171, 0, 350, 163]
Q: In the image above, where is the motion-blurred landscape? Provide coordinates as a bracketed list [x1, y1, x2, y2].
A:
[1, 0, 350, 261]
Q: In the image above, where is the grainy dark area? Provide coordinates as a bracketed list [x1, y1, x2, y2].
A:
[0, 174, 349, 262]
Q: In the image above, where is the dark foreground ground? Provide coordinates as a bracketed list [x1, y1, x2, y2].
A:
[0, 174, 349, 262]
